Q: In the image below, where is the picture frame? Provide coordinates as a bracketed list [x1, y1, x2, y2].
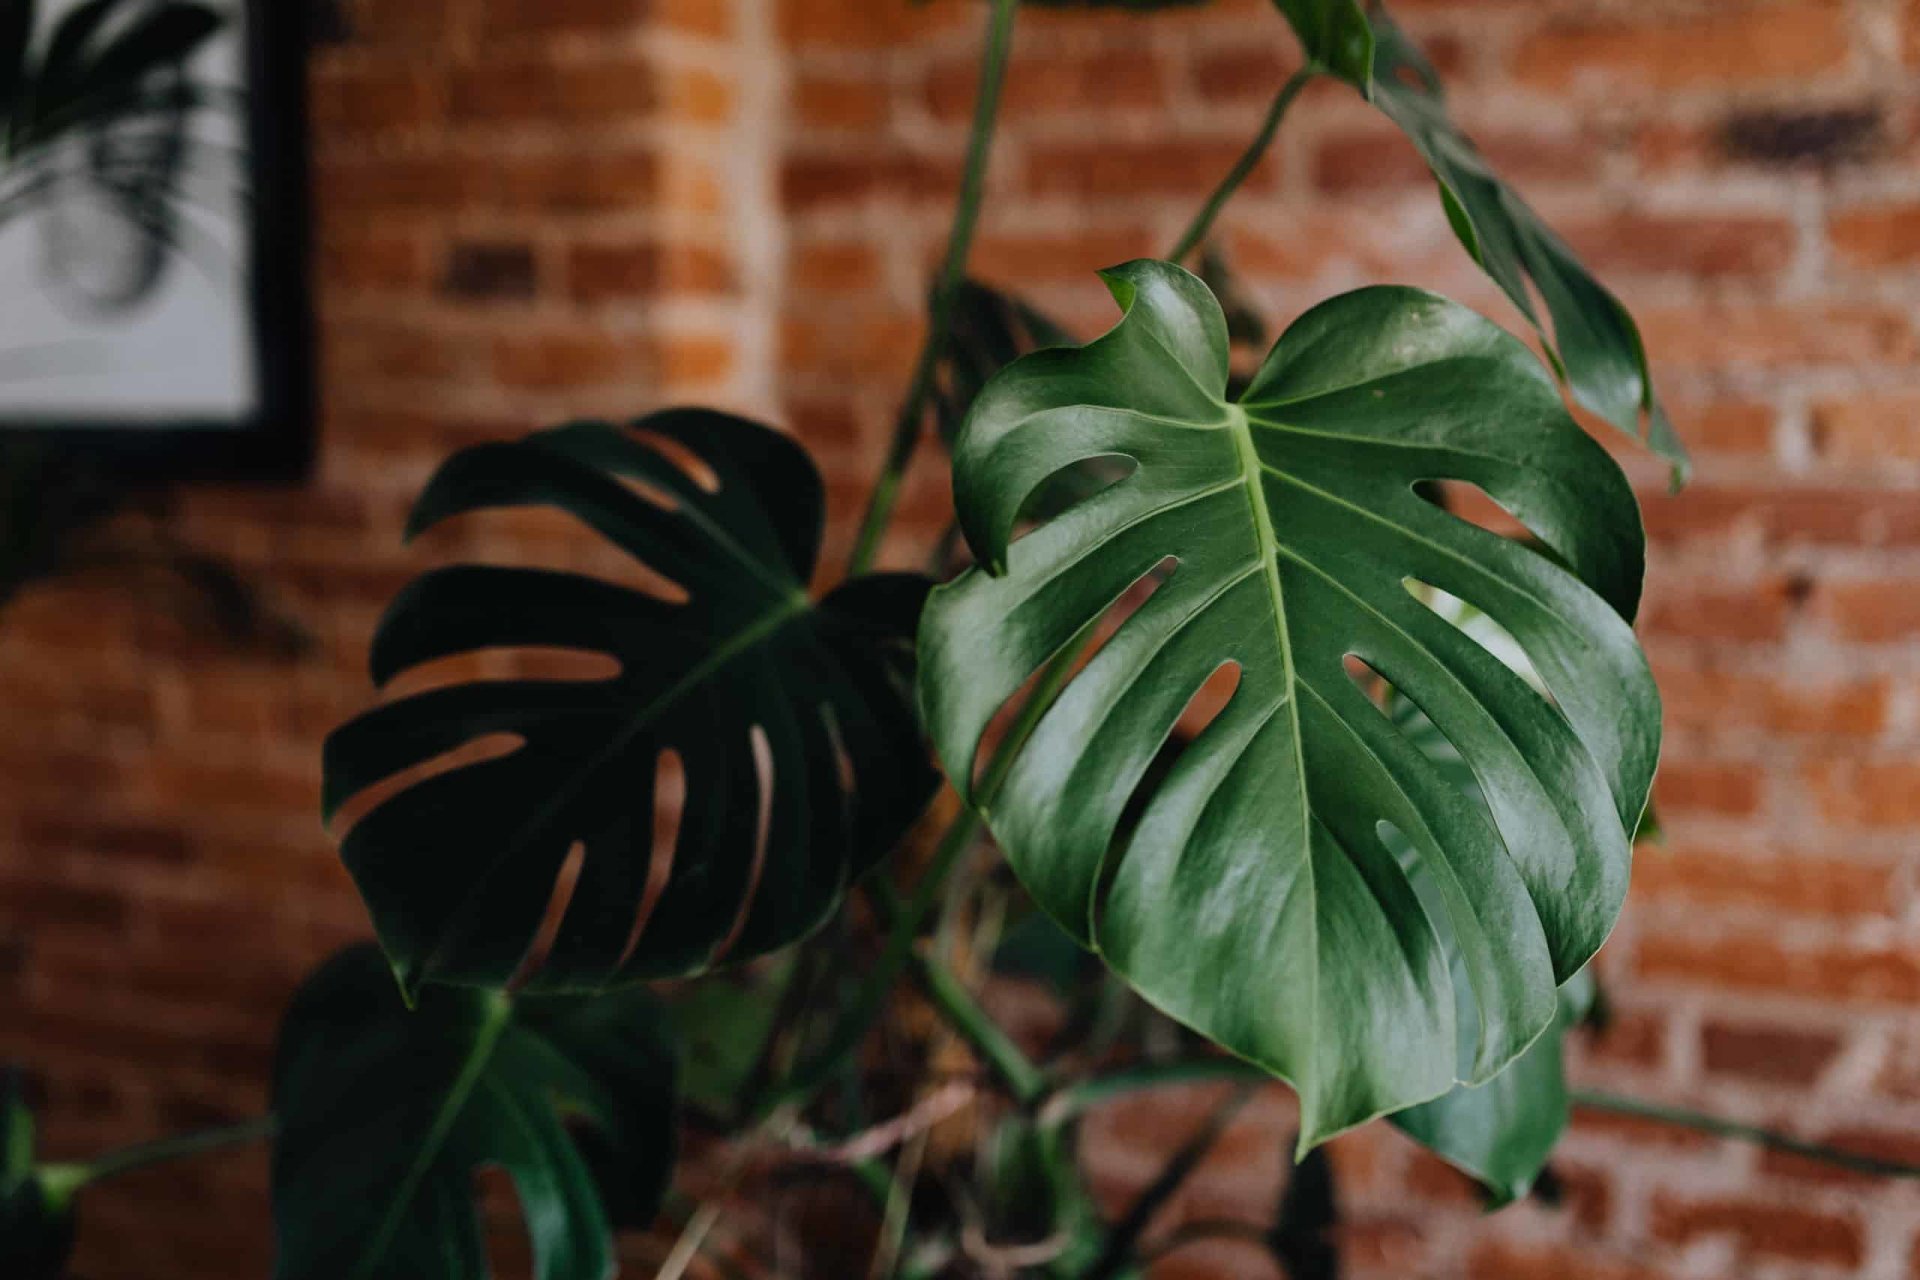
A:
[0, 0, 314, 480]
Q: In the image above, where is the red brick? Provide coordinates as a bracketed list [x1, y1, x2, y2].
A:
[484, 0, 732, 40]
[1701, 1022, 1843, 1086]
[1640, 485, 1920, 547]
[1649, 1195, 1864, 1268]
[1810, 391, 1920, 462]
[1585, 1008, 1668, 1071]
[568, 240, 736, 303]
[1637, 933, 1920, 1004]
[1633, 845, 1896, 920]
[310, 62, 443, 136]
[1651, 761, 1763, 817]
[1560, 212, 1798, 281]
[1025, 138, 1278, 201]
[1812, 576, 1920, 641]
[1515, 8, 1852, 92]
[1804, 760, 1920, 828]
[793, 74, 891, 130]
[1636, 302, 1917, 370]
[928, 50, 1167, 121]
[1468, 1242, 1669, 1280]
[1652, 664, 1888, 737]
[1641, 577, 1798, 643]
[1831, 201, 1920, 267]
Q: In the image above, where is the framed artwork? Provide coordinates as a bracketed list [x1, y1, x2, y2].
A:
[0, 0, 312, 476]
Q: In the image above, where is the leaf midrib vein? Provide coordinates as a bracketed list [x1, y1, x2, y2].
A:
[1223, 402, 1316, 1085]
[350, 994, 515, 1280]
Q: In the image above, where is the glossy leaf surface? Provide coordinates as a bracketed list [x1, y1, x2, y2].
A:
[0, 1071, 73, 1280]
[1379, 651, 1588, 1204]
[325, 412, 936, 996]
[921, 260, 1657, 1146]
[1354, 13, 1686, 480]
[271, 945, 677, 1280]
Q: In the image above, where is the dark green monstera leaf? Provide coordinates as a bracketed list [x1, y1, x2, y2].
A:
[271, 945, 677, 1280]
[324, 412, 937, 996]
[920, 260, 1657, 1147]
[0, 1071, 74, 1280]
[1350, 13, 1686, 481]
[1270, 0, 1374, 87]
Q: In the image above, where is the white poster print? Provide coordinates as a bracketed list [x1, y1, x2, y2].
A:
[0, 0, 257, 424]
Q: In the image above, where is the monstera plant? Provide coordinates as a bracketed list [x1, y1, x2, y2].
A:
[7, 1, 1916, 1278]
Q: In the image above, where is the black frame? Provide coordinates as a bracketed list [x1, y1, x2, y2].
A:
[0, 0, 315, 481]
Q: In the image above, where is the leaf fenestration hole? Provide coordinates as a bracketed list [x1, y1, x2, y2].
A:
[629, 426, 721, 494]
[1012, 454, 1139, 542]
[509, 839, 586, 992]
[1095, 659, 1245, 924]
[379, 647, 628, 701]
[1402, 578, 1553, 706]
[616, 749, 684, 974]
[613, 472, 684, 514]
[327, 732, 524, 838]
[711, 726, 776, 966]
[1178, 660, 1243, 740]
[968, 553, 1175, 796]
[1414, 479, 1528, 540]
[820, 705, 856, 797]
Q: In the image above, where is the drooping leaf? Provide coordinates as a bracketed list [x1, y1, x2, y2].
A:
[920, 260, 1657, 1148]
[1269, 1143, 1339, 1280]
[270, 945, 678, 1280]
[1343, 12, 1687, 482]
[1270, 0, 1374, 87]
[325, 412, 938, 996]
[0, 1070, 75, 1280]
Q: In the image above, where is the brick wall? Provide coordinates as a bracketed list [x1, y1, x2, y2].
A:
[4, 0, 1920, 1276]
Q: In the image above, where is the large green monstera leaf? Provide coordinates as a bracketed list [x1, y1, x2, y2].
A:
[271, 946, 678, 1280]
[325, 412, 936, 996]
[920, 260, 1657, 1146]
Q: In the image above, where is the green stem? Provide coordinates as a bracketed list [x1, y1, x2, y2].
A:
[1167, 64, 1317, 264]
[909, 952, 1047, 1107]
[38, 1116, 276, 1202]
[845, 0, 1020, 576]
[1042, 1057, 1269, 1127]
[764, 638, 1085, 1120]
[1571, 1090, 1920, 1180]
